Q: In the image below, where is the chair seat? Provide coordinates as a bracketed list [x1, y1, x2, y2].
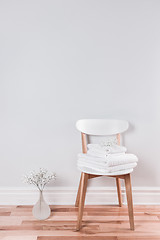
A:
[78, 165, 133, 176]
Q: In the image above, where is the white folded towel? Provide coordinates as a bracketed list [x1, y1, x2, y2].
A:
[78, 153, 138, 167]
[77, 161, 137, 173]
[78, 153, 108, 163]
[77, 143, 138, 175]
[106, 153, 138, 167]
[87, 149, 125, 158]
[87, 144, 127, 155]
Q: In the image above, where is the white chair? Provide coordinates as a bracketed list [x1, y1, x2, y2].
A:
[75, 119, 135, 231]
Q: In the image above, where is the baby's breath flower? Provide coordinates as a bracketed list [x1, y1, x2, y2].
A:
[23, 168, 56, 191]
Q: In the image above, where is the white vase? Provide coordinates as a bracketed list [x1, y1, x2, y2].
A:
[32, 190, 51, 220]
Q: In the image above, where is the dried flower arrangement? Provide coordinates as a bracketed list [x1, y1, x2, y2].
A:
[23, 168, 56, 191]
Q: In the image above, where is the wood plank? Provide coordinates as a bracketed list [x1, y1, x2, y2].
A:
[37, 237, 118, 240]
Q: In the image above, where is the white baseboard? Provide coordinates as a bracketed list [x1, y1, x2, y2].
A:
[0, 187, 160, 205]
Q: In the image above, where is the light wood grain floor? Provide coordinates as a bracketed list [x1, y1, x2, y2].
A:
[0, 205, 160, 239]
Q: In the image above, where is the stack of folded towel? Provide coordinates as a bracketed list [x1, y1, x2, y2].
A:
[77, 143, 138, 174]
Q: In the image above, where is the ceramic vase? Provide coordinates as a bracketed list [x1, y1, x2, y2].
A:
[32, 190, 51, 220]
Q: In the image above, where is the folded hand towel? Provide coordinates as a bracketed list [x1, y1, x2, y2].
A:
[87, 144, 127, 155]
[78, 153, 108, 163]
[87, 149, 126, 158]
[78, 156, 109, 167]
[78, 153, 138, 166]
[106, 154, 138, 167]
[77, 160, 137, 173]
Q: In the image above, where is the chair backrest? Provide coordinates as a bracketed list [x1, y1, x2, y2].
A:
[76, 119, 129, 135]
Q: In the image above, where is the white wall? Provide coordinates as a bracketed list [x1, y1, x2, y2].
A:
[0, 0, 160, 195]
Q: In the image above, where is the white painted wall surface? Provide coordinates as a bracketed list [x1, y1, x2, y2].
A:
[0, 0, 160, 197]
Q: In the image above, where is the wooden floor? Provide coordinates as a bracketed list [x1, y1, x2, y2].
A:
[0, 205, 160, 240]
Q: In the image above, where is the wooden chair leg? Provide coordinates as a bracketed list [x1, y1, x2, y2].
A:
[124, 174, 135, 230]
[76, 172, 88, 231]
[116, 177, 123, 207]
[75, 173, 82, 207]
